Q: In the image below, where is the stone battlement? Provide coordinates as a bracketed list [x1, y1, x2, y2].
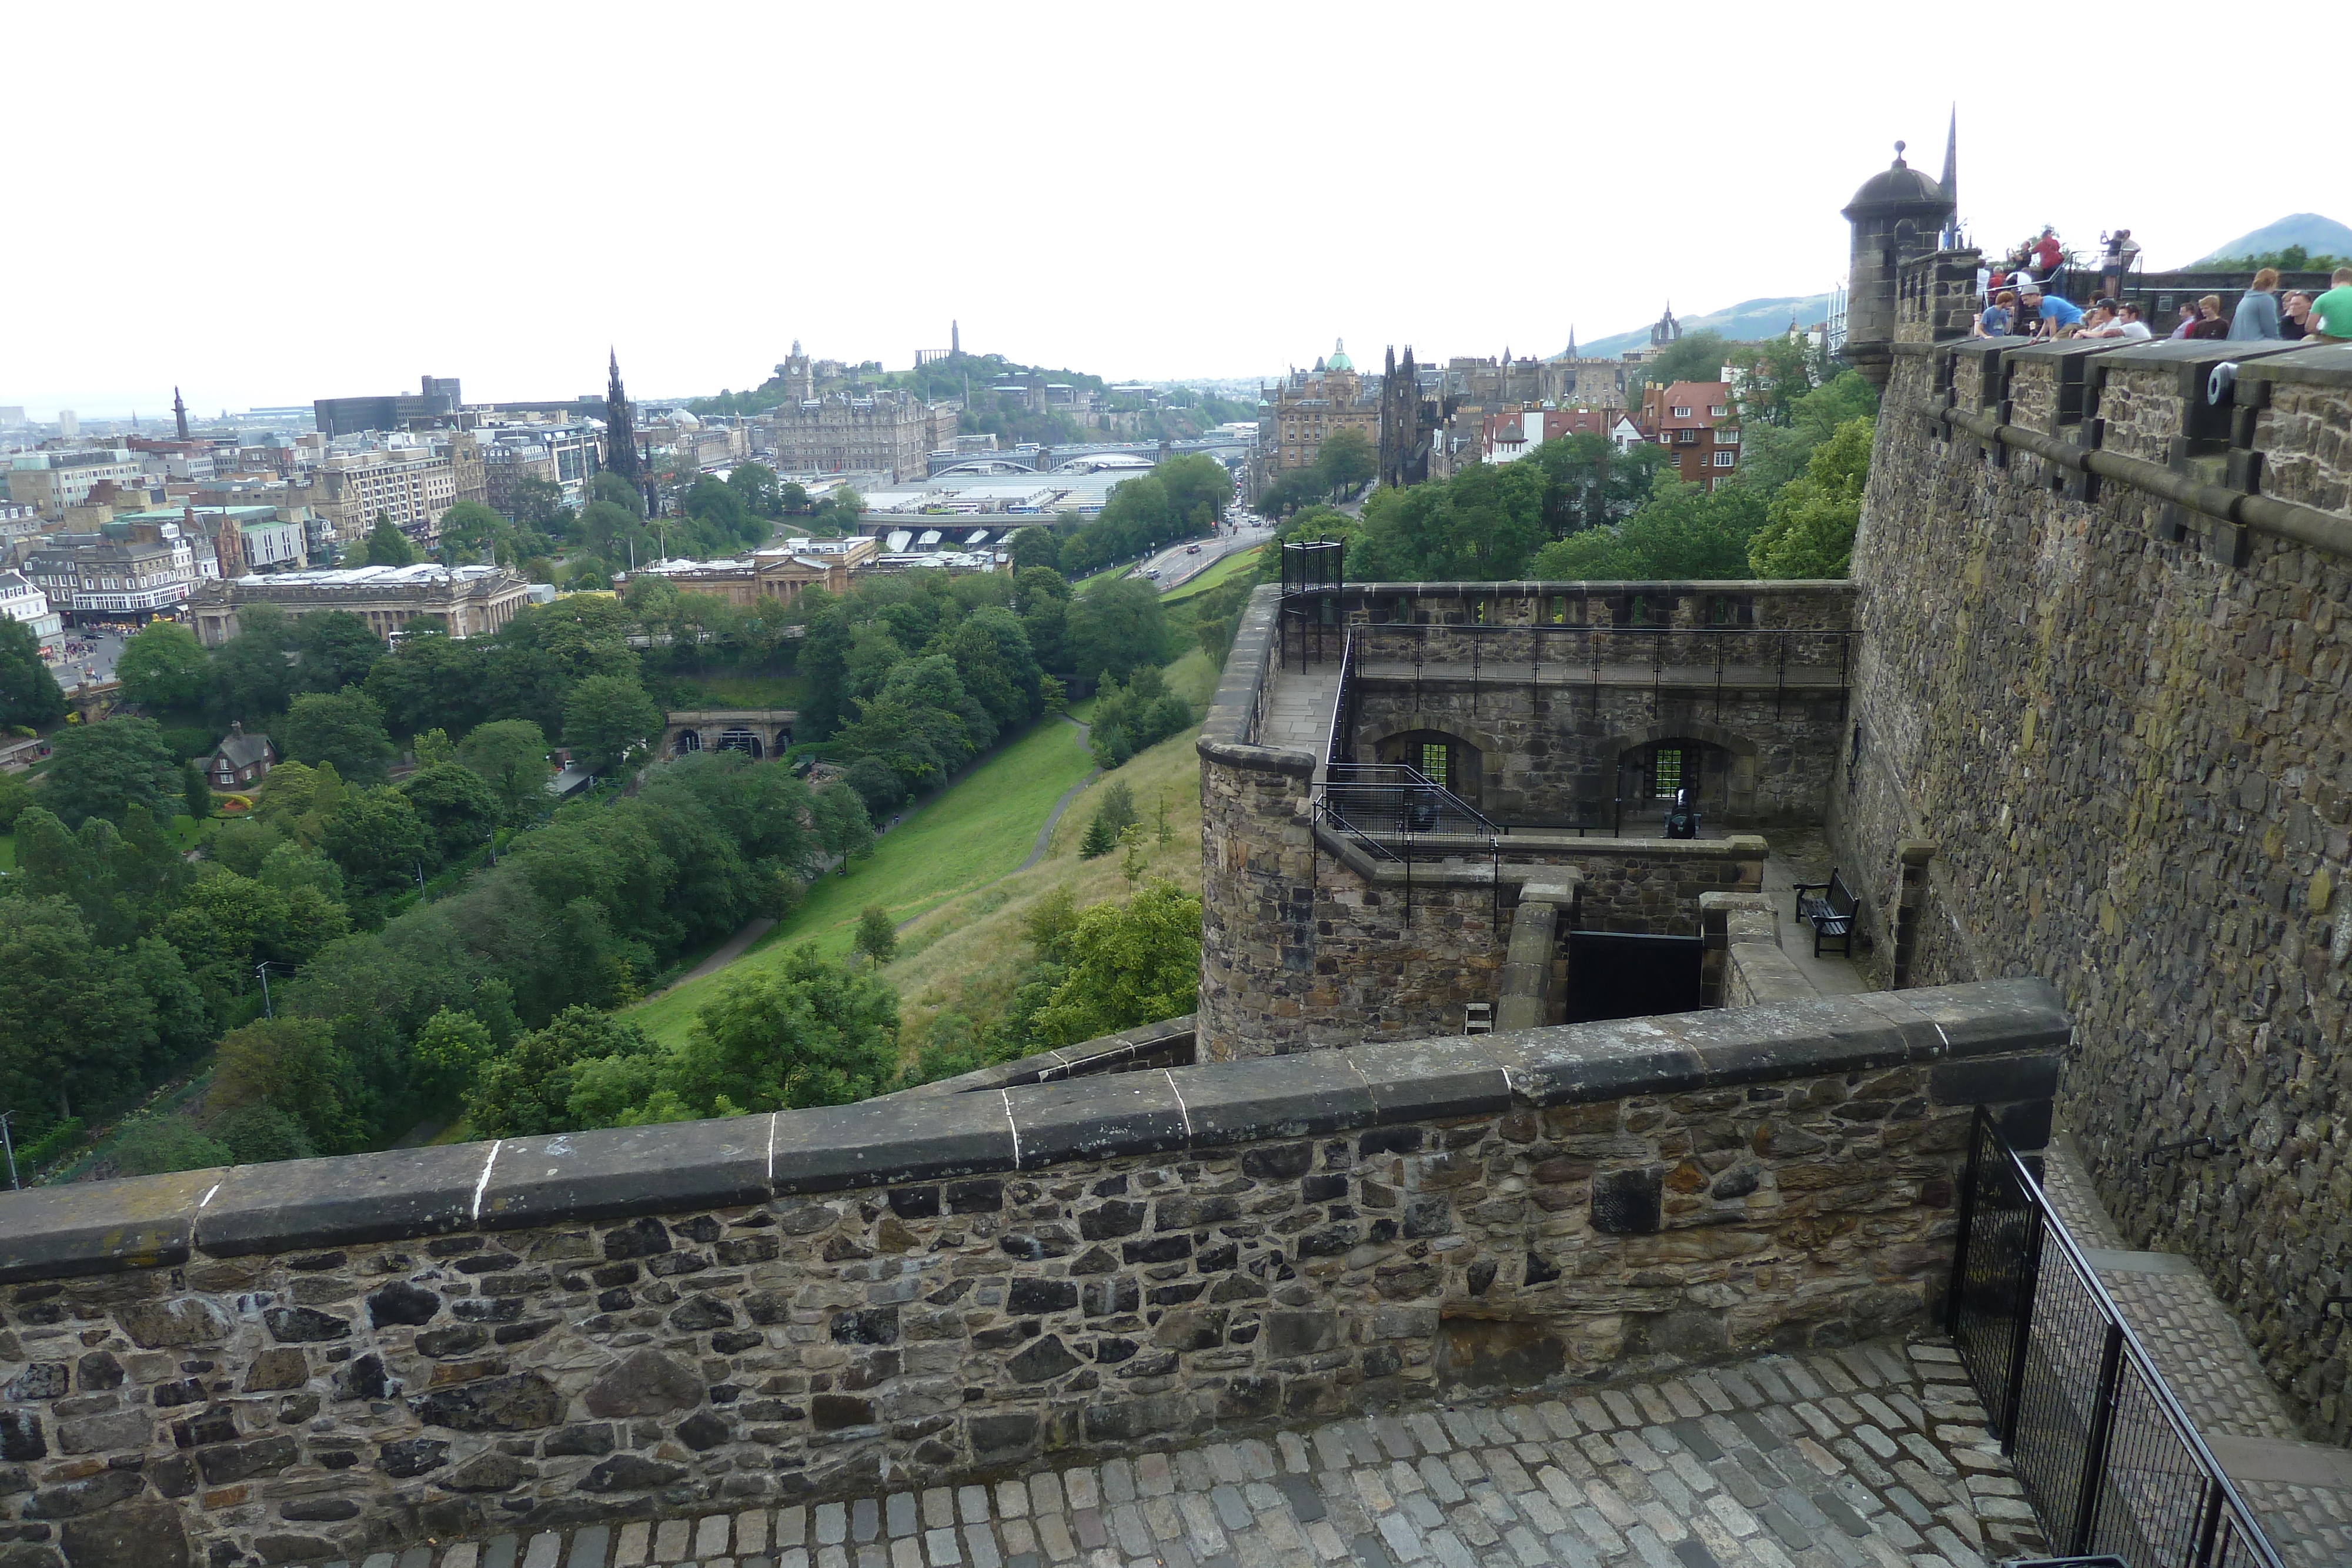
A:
[1838, 294, 2352, 1439]
[0, 984, 2061, 1567]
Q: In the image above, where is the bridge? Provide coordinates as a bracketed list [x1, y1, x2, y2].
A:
[662, 707, 795, 760]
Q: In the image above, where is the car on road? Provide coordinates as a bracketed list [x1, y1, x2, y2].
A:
[1186, 543, 1202, 554]
[1146, 568, 1161, 580]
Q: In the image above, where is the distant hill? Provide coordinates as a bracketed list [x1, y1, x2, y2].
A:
[2190, 213, 2352, 266]
[1570, 292, 1838, 360]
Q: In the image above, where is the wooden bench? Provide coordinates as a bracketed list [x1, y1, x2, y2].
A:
[1793, 868, 1857, 958]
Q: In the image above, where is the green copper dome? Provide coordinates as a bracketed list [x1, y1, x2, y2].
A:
[1325, 337, 1353, 372]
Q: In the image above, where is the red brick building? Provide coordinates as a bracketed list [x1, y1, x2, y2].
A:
[1637, 380, 1740, 490]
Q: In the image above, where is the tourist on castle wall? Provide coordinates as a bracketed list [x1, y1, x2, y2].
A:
[2310, 268, 2352, 343]
[2022, 285, 2082, 339]
[2227, 269, 2283, 340]
[1976, 289, 2018, 338]
[2080, 302, 2151, 341]
[2280, 293, 2313, 340]
[2187, 295, 2230, 340]
[2168, 302, 2202, 340]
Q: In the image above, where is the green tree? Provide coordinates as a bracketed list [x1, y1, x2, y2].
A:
[465, 1005, 660, 1137]
[811, 781, 876, 862]
[1067, 578, 1176, 684]
[507, 475, 569, 531]
[667, 944, 901, 1113]
[363, 623, 486, 742]
[1629, 329, 1733, 400]
[1531, 475, 1765, 581]
[211, 1015, 365, 1153]
[0, 615, 67, 729]
[456, 718, 553, 821]
[1315, 427, 1375, 496]
[727, 460, 783, 519]
[42, 717, 180, 826]
[562, 673, 663, 775]
[279, 687, 395, 783]
[183, 760, 212, 820]
[401, 763, 502, 860]
[0, 771, 32, 832]
[113, 1115, 232, 1175]
[210, 1103, 314, 1164]
[362, 514, 417, 567]
[1027, 881, 1201, 1046]
[779, 480, 811, 514]
[1157, 452, 1232, 534]
[322, 787, 432, 895]
[1734, 370, 1880, 494]
[209, 603, 300, 720]
[411, 1007, 496, 1105]
[437, 500, 506, 563]
[114, 620, 212, 710]
[1726, 335, 1818, 429]
[1008, 526, 1064, 574]
[593, 470, 646, 517]
[1079, 814, 1117, 859]
[293, 611, 387, 693]
[854, 904, 898, 964]
[1748, 415, 1873, 579]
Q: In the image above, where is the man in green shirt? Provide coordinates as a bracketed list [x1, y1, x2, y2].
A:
[2311, 268, 2352, 343]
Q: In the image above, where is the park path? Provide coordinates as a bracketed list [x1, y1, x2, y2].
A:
[898, 713, 1094, 930]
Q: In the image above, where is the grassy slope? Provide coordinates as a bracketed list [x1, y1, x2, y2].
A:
[627, 716, 1097, 1046]
[1161, 543, 1264, 603]
[0, 833, 12, 872]
[880, 720, 1205, 1068]
[666, 673, 810, 709]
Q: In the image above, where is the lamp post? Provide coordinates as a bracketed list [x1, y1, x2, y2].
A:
[255, 961, 280, 1018]
[1, 1109, 18, 1191]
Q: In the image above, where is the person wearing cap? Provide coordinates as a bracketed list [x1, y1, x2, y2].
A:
[2023, 285, 2082, 339]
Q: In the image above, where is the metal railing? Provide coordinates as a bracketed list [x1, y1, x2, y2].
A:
[1947, 1108, 2284, 1568]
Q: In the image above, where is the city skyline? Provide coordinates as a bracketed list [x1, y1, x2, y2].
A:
[5, 2, 2336, 417]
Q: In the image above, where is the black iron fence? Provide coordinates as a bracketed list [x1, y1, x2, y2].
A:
[1948, 1108, 2283, 1568]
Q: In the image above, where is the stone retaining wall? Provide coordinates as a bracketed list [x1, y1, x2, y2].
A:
[1349, 678, 1843, 825]
[1836, 295, 2352, 1437]
[0, 982, 2064, 1568]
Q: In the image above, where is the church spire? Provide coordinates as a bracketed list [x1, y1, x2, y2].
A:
[604, 348, 641, 482]
[1939, 104, 1957, 211]
[173, 386, 188, 440]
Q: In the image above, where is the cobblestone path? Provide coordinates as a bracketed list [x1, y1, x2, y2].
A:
[2043, 1137, 2352, 1567]
[290, 1338, 2040, 1568]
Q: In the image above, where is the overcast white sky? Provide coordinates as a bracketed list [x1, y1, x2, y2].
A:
[5, 1, 2332, 419]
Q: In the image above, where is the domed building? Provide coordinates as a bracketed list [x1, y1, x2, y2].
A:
[1258, 337, 1381, 492]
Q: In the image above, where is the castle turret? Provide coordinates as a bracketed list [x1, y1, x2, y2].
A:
[1841, 140, 1955, 387]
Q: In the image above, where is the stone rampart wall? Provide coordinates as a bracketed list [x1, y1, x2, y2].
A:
[1834, 319, 2352, 1438]
[0, 984, 2064, 1568]
[1349, 679, 1844, 826]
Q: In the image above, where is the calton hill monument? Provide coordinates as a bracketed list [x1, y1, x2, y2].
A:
[1, 141, 2347, 1567]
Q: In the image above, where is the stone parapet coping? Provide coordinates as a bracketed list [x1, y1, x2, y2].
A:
[882, 1015, 1197, 1098]
[0, 978, 2066, 1287]
[1198, 584, 1314, 773]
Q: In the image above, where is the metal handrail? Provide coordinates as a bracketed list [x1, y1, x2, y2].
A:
[1950, 1108, 2285, 1568]
[1324, 627, 1357, 772]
